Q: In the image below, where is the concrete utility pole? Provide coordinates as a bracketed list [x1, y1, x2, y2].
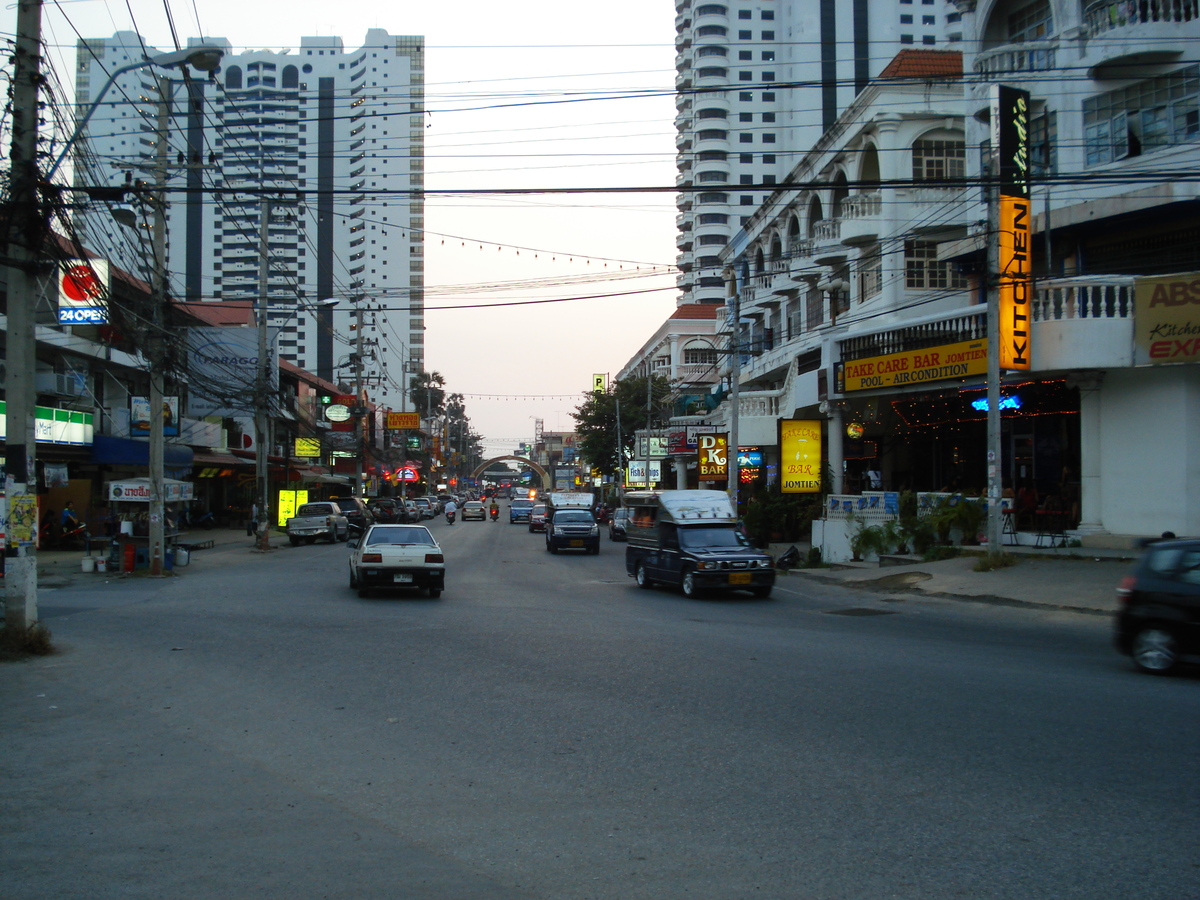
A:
[255, 197, 276, 551]
[726, 265, 742, 513]
[5, 0, 45, 639]
[354, 299, 365, 497]
[147, 76, 171, 576]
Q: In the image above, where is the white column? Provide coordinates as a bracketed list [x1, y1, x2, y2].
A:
[1076, 377, 1105, 533]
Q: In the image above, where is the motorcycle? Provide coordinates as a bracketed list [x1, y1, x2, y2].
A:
[445, 510, 456, 525]
[489, 506, 499, 521]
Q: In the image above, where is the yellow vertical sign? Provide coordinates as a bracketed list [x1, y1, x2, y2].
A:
[780, 419, 822, 493]
[592, 373, 606, 393]
[277, 489, 308, 527]
[998, 195, 1032, 370]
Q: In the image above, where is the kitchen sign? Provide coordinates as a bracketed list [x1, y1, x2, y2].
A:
[993, 84, 1033, 372]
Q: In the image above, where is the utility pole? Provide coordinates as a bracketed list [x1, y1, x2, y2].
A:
[147, 75, 170, 576]
[255, 197, 275, 551]
[726, 265, 742, 512]
[5, 0, 45, 639]
[354, 299, 365, 497]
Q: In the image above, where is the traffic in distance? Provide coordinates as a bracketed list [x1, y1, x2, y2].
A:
[287, 490, 1199, 676]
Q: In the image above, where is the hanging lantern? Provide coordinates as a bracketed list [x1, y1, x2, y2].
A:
[846, 421, 865, 440]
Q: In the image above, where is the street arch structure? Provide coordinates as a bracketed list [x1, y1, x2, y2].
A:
[472, 455, 548, 484]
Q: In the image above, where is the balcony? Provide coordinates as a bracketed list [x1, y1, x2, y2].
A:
[1080, 0, 1190, 75]
[838, 192, 883, 246]
[812, 219, 847, 265]
[789, 240, 816, 281]
[1031, 276, 1136, 370]
[973, 39, 1058, 77]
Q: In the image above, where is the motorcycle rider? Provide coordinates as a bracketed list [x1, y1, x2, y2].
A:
[444, 497, 458, 524]
[489, 498, 500, 521]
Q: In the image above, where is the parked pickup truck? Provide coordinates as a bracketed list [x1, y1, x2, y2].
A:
[286, 501, 349, 545]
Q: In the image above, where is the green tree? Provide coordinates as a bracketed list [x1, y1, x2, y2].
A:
[572, 374, 672, 476]
[410, 371, 445, 419]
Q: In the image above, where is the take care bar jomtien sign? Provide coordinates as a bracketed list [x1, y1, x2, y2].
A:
[0, 402, 94, 445]
[837, 339, 988, 392]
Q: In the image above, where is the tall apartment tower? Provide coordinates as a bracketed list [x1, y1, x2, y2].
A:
[673, 0, 960, 306]
[71, 30, 425, 395]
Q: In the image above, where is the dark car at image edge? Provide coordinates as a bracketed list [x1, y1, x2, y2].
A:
[1114, 538, 1200, 675]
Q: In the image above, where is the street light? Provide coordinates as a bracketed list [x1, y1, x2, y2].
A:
[47, 45, 225, 179]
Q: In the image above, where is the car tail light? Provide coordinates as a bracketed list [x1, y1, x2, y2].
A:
[1116, 574, 1136, 606]
[326, 516, 333, 526]
[425, 553, 444, 564]
[362, 553, 382, 563]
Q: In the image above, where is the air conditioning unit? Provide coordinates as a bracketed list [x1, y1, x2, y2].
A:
[35, 372, 85, 398]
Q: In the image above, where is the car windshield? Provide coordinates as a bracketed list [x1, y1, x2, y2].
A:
[678, 526, 747, 549]
[556, 510, 593, 524]
[297, 504, 332, 516]
[532, 505, 547, 516]
[512, 500, 534, 509]
[365, 526, 435, 546]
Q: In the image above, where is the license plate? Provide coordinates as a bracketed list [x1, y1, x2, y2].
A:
[393, 573, 413, 583]
[729, 572, 752, 584]
[570, 540, 584, 547]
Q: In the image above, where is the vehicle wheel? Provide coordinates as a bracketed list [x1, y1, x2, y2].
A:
[427, 587, 442, 599]
[357, 587, 370, 598]
[548, 541, 558, 554]
[328, 529, 337, 543]
[305, 536, 316, 545]
[681, 571, 699, 598]
[751, 585, 773, 599]
[349, 568, 358, 589]
[589, 545, 600, 555]
[1131, 625, 1178, 675]
[635, 564, 653, 589]
[289, 536, 300, 546]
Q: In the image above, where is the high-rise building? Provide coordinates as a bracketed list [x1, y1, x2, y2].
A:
[70, 30, 425, 397]
[672, 0, 959, 306]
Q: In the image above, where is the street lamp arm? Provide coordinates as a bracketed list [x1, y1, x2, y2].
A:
[46, 45, 225, 180]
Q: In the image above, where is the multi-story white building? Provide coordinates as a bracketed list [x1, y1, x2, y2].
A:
[69, 30, 425, 397]
[707, 0, 1200, 546]
[673, 0, 962, 306]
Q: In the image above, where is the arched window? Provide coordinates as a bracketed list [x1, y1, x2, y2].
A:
[282, 65, 299, 88]
[224, 65, 242, 89]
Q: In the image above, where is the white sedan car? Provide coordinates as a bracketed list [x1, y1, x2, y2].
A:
[348, 524, 445, 598]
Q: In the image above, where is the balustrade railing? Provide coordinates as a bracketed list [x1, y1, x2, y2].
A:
[1032, 277, 1136, 321]
[1086, 0, 1198, 34]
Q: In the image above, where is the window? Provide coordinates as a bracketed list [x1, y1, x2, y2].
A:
[740, 174, 754, 184]
[740, 133, 754, 143]
[922, 35, 937, 44]
[698, 213, 728, 224]
[684, 347, 719, 365]
[901, 14, 913, 23]
[739, 50, 753, 60]
[699, 108, 728, 118]
[762, 51, 775, 61]
[901, 34, 914, 43]
[762, 92, 775, 101]
[698, 67, 729, 78]
[1084, 66, 1199, 166]
[858, 247, 883, 300]
[763, 112, 776, 123]
[740, 153, 753, 162]
[739, 8, 751, 17]
[698, 129, 728, 141]
[905, 241, 967, 289]
[763, 154, 776, 163]
[697, 3, 727, 13]
[699, 45, 728, 57]
[739, 30, 752, 39]
[698, 191, 729, 202]
[763, 174, 776, 185]
[762, 71, 776, 81]
[741, 195, 755, 205]
[912, 138, 965, 180]
[698, 25, 728, 36]
[739, 112, 753, 122]
[923, 15, 935, 23]
[1031, 111, 1057, 174]
[762, 9, 774, 18]
[739, 92, 753, 101]
[1008, 0, 1052, 42]
[762, 133, 776, 143]
[739, 71, 754, 81]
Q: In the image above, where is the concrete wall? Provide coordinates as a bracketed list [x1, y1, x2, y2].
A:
[1097, 367, 1200, 536]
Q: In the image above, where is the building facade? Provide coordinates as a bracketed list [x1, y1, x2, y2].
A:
[70, 30, 425, 398]
[673, 0, 963, 306]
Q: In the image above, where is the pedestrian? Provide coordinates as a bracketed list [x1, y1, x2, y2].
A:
[247, 502, 258, 537]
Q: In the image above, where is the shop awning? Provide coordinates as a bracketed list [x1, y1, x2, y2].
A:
[92, 434, 194, 470]
[192, 449, 250, 468]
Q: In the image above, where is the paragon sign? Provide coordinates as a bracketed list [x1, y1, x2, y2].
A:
[993, 84, 1033, 371]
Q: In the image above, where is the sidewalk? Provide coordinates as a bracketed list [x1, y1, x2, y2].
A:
[770, 541, 1132, 615]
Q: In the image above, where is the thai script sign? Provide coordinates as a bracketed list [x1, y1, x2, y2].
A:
[387, 411, 421, 430]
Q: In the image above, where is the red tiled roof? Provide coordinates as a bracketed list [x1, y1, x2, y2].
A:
[175, 301, 253, 326]
[670, 302, 724, 320]
[878, 49, 963, 79]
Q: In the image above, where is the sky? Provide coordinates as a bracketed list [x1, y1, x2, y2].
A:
[27, 0, 683, 457]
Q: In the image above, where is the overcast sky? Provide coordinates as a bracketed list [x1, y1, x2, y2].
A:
[28, 0, 682, 456]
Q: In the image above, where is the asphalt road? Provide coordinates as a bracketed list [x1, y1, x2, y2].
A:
[4, 515, 1198, 899]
